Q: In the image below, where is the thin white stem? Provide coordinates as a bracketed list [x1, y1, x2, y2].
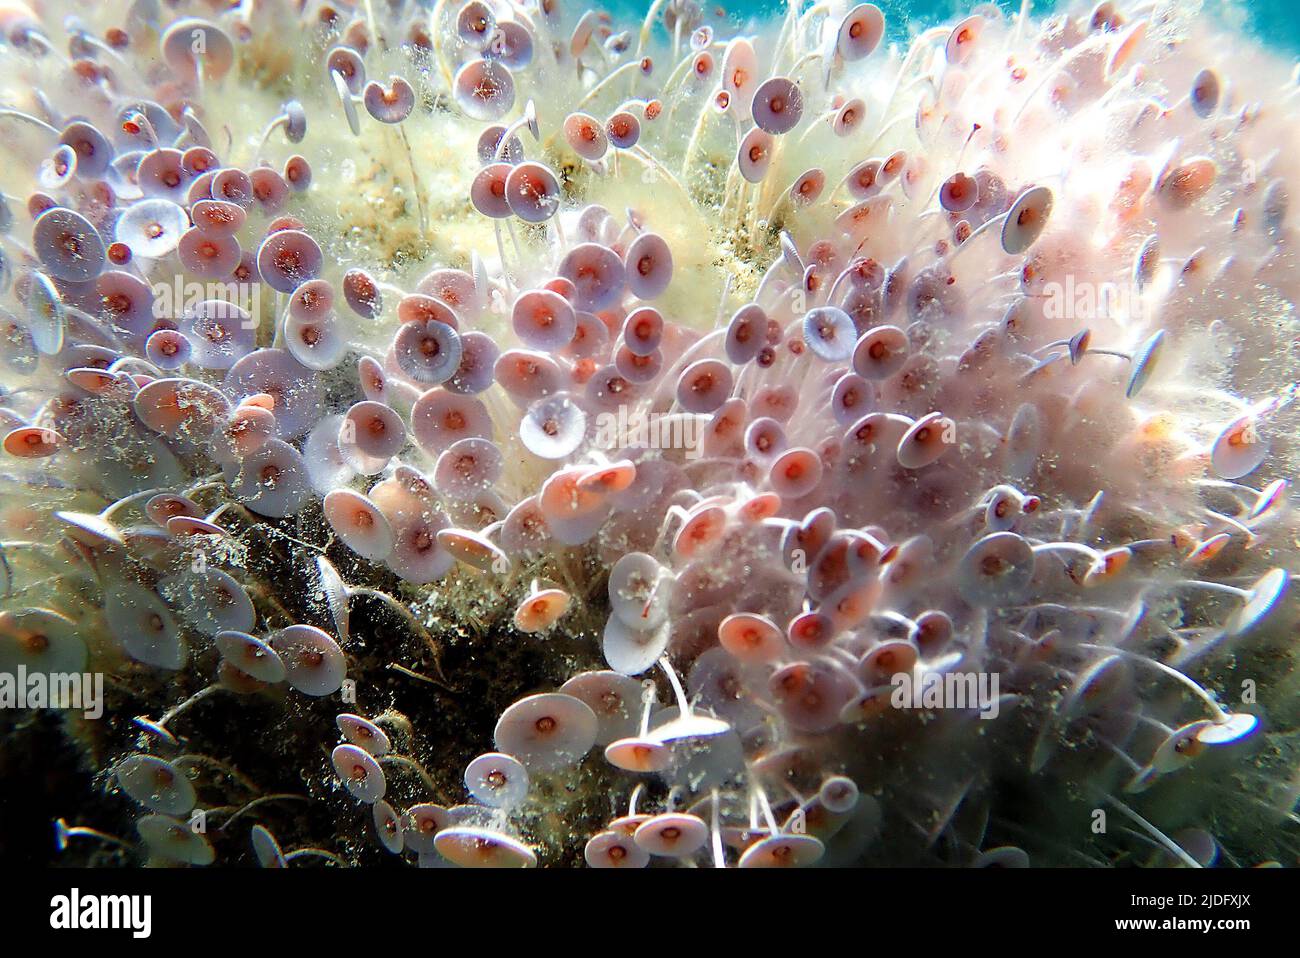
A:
[1076, 643, 1229, 721]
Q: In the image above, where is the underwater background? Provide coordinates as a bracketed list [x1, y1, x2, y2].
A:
[2, 0, 1298, 870]
[604, 0, 1300, 52]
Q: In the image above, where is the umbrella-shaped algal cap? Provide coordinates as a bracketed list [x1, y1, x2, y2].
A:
[1138, 720, 1217, 782]
[145, 329, 192, 371]
[336, 714, 392, 757]
[738, 833, 825, 868]
[802, 306, 856, 362]
[1125, 330, 1165, 399]
[585, 829, 650, 868]
[603, 614, 670, 676]
[161, 17, 235, 81]
[364, 76, 416, 123]
[751, 76, 803, 134]
[676, 359, 733, 414]
[721, 37, 760, 113]
[331, 743, 386, 803]
[606, 111, 640, 150]
[737, 127, 775, 183]
[1155, 156, 1216, 210]
[454, 59, 516, 121]
[791, 167, 826, 206]
[324, 489, 396, 561]
[1224, 568, 1289, 638]
[838, 4, 885, 60]
[284, 153, 312, 192]
[436, 527, 509, 572]
[559, 670, 645, 745]
[896, 411, 954, 469]
[250, 824, 287, 868]
[495, 349, 564, 406]
[232, 439, 311, 518]
[269, 624, 346, 696]
[180, 300, 255, 371]
[215, 630, 286, 684]
[607, 552, 671, 631]
[160, 567, 255, 637]
[725, 304, 767, 364]
[513, 586, 571, 633]
[1196, 712, 1261, 747]
[212, 169, 254, 209]
[1210, 414, 1268, 480]
[945, 13, 984, 64]
[257, 229, 323, 293]
[418, 266, 482, 315]
[285, 309, 347, 372]
[33, 207, 105, 282]
[115, 198, 189, 258]
[434, 827, 537, 868]
[520, 392, 587, 459]
[387, 506, 455, 584]
[342, 268, 383, 319]
[718, 612, 786, 663]
[250, 167, 290, 214]
[403, 803, 452, 856]
[94, 269, 154, 340]
[633, 813, 709, 857]
[395, 319, 463, 385]
[133, 377, 231, 442]
[500, 496, 552, 555]
[493, 692, 598, 772]
[314, 556, 351, 643]
[464, 751, 530, 808]
[60, 120, 114, 179]
[1001, 186, 1053, 255]
[178, 227, 240, 279]
[625, 232, 673, 300]
[53, 510, 126, 549]
[971, 846, 1030, 868]
[478, 124, 524, 164]
[858, 638, 920, 684]
[558, 242, 626, 312]
[115, 754, 196, 816]
[340, 399, 407, 471]
[819, 776, 860, 815]
[105, 582, 186, 670]
[373, 800, 404, 854]
[512, 288, 576, 350]
[326, 45, 366, 94]
[956, 532, 1036, 606]
[622, 306, 664, 357]
[563, 112, 609, 161]
[0, 609, 86, 676]
[471, 162, 512, 219]
[138, 814, 215, 866]
[1190, 68, 1221, 118]
[434, 437, 503, 498]
[940, 172, 979, 213]
[769, 447, 823, 498]
[22, 271, 64, 358]
[224, 348, 324, 440]
[604, 736, 673, 773]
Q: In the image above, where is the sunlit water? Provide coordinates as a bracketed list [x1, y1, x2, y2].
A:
[607, 0, 1300, 52]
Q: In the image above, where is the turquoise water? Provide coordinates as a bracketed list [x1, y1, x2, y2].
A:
[612, 0, 1300, 55]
